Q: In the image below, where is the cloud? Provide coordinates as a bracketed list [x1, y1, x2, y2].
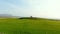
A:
[31, 0, 60, 19]
[2, 0, 49, 17]
[5, 1, 32, 17]
[1, 0, 60, 19]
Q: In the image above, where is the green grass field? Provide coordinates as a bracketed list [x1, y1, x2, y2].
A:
[0, 18, 60, 34]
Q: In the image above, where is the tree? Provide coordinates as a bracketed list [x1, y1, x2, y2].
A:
[30, 16, 33, 18]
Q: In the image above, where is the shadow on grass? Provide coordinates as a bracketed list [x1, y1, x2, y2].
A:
[8, 31, 32, 34]
[20, 32, 32, 34]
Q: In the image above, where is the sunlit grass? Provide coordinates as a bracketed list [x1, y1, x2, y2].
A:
[0, 18, 60, 34]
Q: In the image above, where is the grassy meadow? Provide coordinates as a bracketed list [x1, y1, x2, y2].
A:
[0, 18, 60, 34]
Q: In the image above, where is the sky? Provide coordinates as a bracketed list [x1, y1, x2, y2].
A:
[0, 0, 60, 19]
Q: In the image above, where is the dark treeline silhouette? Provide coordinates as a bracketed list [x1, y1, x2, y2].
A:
[19, 16, 38, 19]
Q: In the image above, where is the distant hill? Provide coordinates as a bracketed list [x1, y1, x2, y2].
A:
[0, 14, 20, 18]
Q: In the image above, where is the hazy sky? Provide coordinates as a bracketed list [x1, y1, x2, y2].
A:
[0, 0, 60, 19]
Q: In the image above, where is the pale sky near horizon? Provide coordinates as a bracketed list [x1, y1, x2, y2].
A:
[0, 0, 60, 19]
